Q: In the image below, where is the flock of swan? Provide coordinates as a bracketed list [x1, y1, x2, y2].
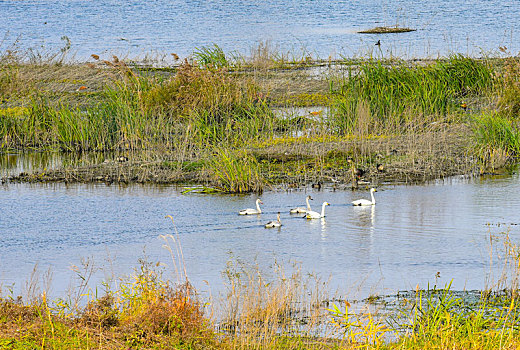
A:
[239, 188, 377, 228]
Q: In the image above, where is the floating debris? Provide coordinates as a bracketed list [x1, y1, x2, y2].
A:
[182, 185, 224, 194]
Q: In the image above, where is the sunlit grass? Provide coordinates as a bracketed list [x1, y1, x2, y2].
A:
[329, 55, 494, 134]
[205, 148, 264, 193]
[472, 112, 520, 171]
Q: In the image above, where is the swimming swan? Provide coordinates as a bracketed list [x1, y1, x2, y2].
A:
[352, 188, 377, 206]
[306, 202, 330, 219]
[239, 199, 263, 215]
[290, 195, 313, 214]
[265, 212, 282, 228]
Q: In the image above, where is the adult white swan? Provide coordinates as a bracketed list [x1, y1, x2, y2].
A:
[290, 195, 313, 214]
[239, 199, 263, 215]
[352, 188, 377, 206]
[265, 212, 282, 228]
[306, 202, 330, 219]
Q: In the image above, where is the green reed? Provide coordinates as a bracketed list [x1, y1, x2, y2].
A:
[384, 287, 520, 350]
[205, 148, 263, 193]
[496, 55, 520, 118]
[330, 55, 494, 134]
[193, 44, 229, 70]
[472, 112, 520, 169]
[0, 60, 275, 153]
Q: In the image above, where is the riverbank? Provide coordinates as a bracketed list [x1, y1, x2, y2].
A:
[2, 49, 520, 191]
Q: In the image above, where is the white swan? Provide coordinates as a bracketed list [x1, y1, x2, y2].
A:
[290, 195, 313, 214]
[265, 212, 282, 228]
[239, 199, 263, 215]
[352, 188, 377, 206]
[306, 202, 330, 219]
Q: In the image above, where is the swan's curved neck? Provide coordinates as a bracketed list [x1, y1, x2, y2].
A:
[277, 213, 281, 223]
[321, 203, 327, 217]
[371, 191, 376, 204]
[256, 200, 262, 212]
[306, 197, 312, 210]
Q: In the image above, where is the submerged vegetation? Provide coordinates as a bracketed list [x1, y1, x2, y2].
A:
[1, 44, 520, 190]
[1, 222, 520, 349]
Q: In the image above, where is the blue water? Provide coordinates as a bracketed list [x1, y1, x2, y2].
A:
[1, 173, 520, 301]
[1, 0, 519, 60]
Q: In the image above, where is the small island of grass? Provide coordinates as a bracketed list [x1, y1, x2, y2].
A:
[358, 25, 417, 34]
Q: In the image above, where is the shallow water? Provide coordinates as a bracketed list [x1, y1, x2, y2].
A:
[1, 171, 519, 301]
[1, 0, 519, 60]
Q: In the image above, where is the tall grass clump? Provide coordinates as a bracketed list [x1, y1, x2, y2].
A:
[220, 260, 331, 349]
[330, 55, 494, 134]
[193, 44, 229, 70]
[0, 57, 275, 151]
[113, 262, 212, 347]
[472, 112, 520, 169]
[496, 54, 520, 118]
[205, 149, 263, 193]
[142, 61, 275, 146]
[246, 40, 315, 69]
[388, 285, 520, 349]
[0, 64, 24, 99]
[487, 229, 520, 297]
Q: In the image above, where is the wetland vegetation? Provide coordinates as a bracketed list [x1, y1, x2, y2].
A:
[2, 44, 520, 192]
[2, 44, 520, 348]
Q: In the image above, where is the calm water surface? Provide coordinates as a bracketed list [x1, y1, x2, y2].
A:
[1, 0, 519, 59]
[1, 173, 520, 300]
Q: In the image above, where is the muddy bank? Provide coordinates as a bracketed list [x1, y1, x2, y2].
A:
[4, 125, 481, 189]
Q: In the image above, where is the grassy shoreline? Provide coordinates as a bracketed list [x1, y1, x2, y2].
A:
[2, 48, 520, 191]
[4, 125, 475, 188]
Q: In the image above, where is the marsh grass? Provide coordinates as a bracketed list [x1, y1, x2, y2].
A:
[386, 229, 520, 349]
[0, 57, 276, 155]
[472, 112, 520, 170]
[205, 148, 264, 193]
[219, 259, 335, 349]
[0, 64, 24, 99]
[384, 286, 520, 350]
[193, 44, 229, 70]
[244, 40, 316, 70]
[330, 55, 493, 134]
[486, 229, 520, 298]
[495, 49, 520, 118]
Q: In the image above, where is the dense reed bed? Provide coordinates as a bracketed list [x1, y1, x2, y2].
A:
[2, 46, 520, 190]
[329, 55, 493, 134]
[0, 57, 275, 152]
[1, 222, 520, 349]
